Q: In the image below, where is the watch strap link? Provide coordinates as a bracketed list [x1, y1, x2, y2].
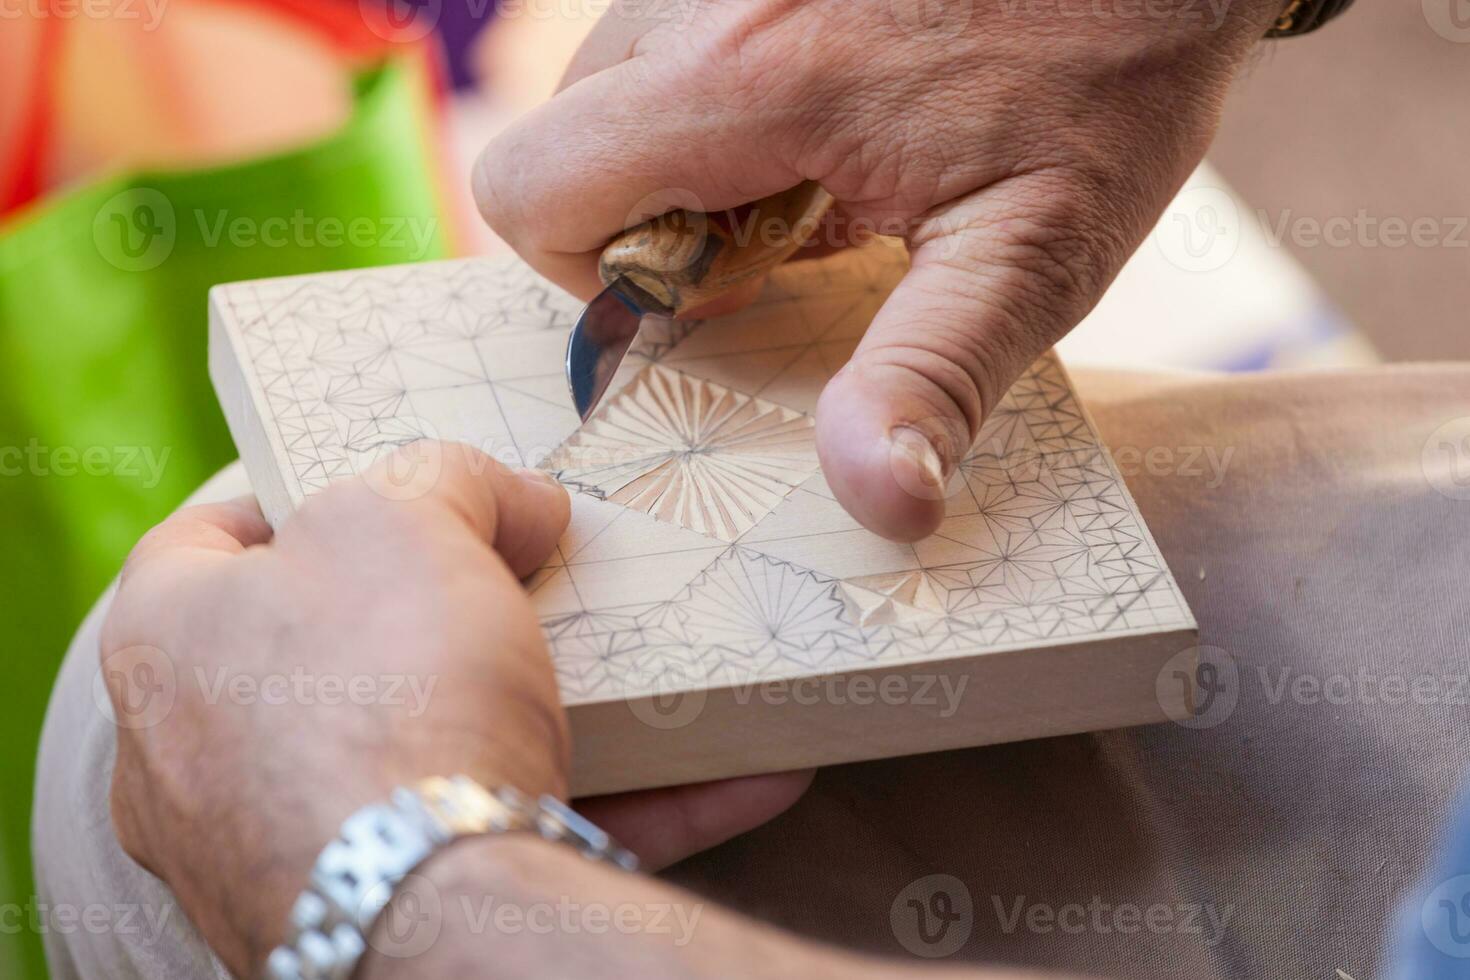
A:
[265, 776, 636, 980]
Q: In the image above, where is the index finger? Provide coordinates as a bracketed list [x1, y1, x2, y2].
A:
[293, 441, 572, 580]
[119, 496, 273, 587]
[471, 48, 806, 302]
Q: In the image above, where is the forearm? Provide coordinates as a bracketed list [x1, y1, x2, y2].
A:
[357, 835, 869, 980]
[354, 835, 1039, 980]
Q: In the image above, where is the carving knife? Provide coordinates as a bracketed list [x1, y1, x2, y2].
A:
[565, 181, 835, 421]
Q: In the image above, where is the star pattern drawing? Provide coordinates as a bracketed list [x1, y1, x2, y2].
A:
[215, 244, 1193, 704]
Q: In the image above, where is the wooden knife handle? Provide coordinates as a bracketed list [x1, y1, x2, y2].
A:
[597, 181, 835, 316]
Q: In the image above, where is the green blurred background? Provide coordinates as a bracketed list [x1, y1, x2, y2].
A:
[0, 60, 451, 977]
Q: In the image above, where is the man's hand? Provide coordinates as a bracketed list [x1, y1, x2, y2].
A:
[473, 0, 1280, 540]
[102, 443, 809, 977]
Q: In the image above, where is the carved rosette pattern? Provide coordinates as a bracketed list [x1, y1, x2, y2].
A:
[547, 365, 819, 542]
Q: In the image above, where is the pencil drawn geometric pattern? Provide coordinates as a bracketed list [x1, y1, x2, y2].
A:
[675, 548, 850, 645]
[214, 242, 1194, 705]
[547, 365, 818, 542]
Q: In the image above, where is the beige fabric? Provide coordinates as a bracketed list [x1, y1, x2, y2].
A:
[33, 366, 1470, 979]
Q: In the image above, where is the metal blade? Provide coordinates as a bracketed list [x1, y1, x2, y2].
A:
[566, 280, 648, 422]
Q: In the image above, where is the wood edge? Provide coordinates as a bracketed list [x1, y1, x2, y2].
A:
[207, 287, 300, 528]
[567, 626, 1199, 796]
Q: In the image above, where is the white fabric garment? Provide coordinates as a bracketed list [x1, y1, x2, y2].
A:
[33, 366, 1470, 979]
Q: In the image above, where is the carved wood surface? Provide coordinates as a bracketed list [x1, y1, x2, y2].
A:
[211, 243, 1194, 712]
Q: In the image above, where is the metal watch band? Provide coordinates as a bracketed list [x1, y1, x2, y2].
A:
[264, 776, 637, 980]
[1265, 0, 1356, 37]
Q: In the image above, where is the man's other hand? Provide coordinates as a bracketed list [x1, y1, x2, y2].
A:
[101, 443, 809, 977]
[473, 0, 1281, 540]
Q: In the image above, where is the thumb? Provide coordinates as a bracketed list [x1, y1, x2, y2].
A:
[297, 440, 572, 579]
[815, 178, 1117, 541]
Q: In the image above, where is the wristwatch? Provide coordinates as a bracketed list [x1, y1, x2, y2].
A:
[1266, 0, 1356, 37]
[264, 776, 637, 980]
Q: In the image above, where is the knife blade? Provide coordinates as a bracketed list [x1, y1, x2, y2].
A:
[566, 280, 659, 422]
[565, 181, 835, 422]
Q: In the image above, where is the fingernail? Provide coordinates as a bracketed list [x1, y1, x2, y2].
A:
[889, 425, 947, 490]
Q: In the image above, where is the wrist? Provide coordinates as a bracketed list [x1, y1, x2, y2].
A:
[355, 833, 565, 980]
[180, 751, 564, 978]
[256, 777, 634, 980]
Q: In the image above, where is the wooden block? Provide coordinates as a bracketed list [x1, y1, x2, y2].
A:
[209, 242, 1197, 795]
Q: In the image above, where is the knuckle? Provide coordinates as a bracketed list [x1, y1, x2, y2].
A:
[998, 224, 1101, 319]
[967, 176, 1123, 325]
[904, 194, 1122, 423]
[288, 486, 354, 539]
[922, 303, 1036, 428]
[117, 525, 165, 583]
[874, 332, 992, 438]
[692, 4, 841, 160]
[291, 475, 404, 540]
[473, 139, 533, 251]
